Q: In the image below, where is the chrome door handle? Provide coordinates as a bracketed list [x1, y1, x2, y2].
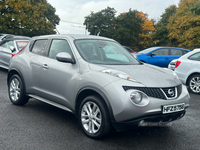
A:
[42, 64, 49, 69]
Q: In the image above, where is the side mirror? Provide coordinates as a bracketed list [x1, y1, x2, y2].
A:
[151, 53, 156, 57]
[56, 52, 75, 64]
[9, 46, 16, 52]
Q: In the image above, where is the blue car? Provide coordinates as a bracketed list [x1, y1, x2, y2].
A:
[136, 47, 191, 67]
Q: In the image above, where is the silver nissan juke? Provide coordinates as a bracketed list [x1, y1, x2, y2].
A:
[7, 34, 190, 139]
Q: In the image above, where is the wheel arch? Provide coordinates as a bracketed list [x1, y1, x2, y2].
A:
[75, 87, 115, 122]
[7, 69, 27, 95]
[186, 72, 200, 86]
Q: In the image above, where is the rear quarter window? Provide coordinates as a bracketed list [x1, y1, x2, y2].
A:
[31, 39, 48, 56]
[188, 52, 200, 61]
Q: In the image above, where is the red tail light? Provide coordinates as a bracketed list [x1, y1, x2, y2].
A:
[12, 47, 25, 57]
[175, 60, 181, 68]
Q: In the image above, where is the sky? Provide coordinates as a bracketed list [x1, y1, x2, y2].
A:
[47, 0, 180, 35]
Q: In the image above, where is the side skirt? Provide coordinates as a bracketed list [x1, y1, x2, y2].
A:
[28, 94, 74, 113]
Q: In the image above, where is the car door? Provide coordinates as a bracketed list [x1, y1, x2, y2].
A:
[27, 39, 49, 96]
[39, 39, 79, 109]
[147, 48, 170, 67]
[0, 40, 14, 68]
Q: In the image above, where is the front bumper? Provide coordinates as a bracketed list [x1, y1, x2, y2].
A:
[111, 110, 186, 131]
[101, 79, 190, 128]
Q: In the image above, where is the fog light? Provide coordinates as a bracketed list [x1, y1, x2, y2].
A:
[130, 91, 142, 104]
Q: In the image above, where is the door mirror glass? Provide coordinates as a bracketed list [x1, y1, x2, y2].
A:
[56, 52, 75, 64]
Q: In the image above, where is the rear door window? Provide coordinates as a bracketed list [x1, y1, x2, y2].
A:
[170, 49, 183, 56]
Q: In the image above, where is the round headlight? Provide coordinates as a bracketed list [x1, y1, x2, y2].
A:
[130, 92, 142, 104]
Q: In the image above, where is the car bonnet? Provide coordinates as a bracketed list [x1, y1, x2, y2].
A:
[89, 63, 181, 87]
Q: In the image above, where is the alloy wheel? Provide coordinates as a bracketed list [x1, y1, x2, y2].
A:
[9, 78, 21, 102]
[81, 101, 102, 134]
[189, 76, 200, 93]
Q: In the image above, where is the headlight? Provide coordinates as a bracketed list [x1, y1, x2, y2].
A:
[130, 91, 142, 104]
[101, 69, 137, 82]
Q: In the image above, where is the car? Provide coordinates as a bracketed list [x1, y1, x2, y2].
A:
[136, 47, 191, 68]
[168, 59, 178, 71]
[0, 37, 30, 69]
[0, 33, 14, 42]
[174, 48, 200, 94]
[123, 46, 135, 54]
[7, 34, 190, 139]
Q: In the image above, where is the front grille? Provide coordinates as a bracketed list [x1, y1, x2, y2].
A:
[123, 85, 182, 100]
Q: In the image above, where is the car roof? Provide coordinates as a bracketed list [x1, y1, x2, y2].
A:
[0, 37, 30, 45]
[1, 37, 30, 41]
[178, 48, 200, 59]
[150, 46, 190, 50]
[32, 34, 114, 41]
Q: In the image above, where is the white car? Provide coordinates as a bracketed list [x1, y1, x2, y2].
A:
[174, 48, 200, 94]
[168, 59, 178, 71]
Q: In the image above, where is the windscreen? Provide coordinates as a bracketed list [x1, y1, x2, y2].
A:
[75, 39, 140, 65]
[138, 47, 159, 54]
[16, 41, 28, 50]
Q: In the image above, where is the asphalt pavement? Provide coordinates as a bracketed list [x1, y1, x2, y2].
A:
[0, 68, 199, 150]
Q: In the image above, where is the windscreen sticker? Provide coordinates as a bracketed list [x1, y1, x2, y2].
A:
[16, 42, 28, 48]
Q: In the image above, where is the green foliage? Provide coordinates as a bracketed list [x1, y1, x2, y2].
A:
[84, 8, 150, 50]
[0, 0, 60, 37]
[113, 10, 143, 50]
[84, 7, 116, 38]
[152, 5, 177, 46]
[167, 0, 200, 50]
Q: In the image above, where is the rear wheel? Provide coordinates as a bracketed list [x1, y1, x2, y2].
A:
[8, 74, 29, 105]
[188, 74, 200, 94]
[78, 95, 111, 139]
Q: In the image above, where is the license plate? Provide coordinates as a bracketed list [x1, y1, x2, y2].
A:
[162, 103, 185, 114]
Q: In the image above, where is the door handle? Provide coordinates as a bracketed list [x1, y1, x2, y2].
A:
[42, 64, 49, 69]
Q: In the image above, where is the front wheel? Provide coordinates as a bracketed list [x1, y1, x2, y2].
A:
[78, 95, 111, 139]
[188, 74, 200, 94]
[8, 74, 29, 105]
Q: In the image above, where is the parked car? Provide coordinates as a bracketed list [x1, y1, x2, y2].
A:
[168, 59, 178, 71]
[174, 48, 200, 94]
[7, 35, 190, 139]
[0, 37, 30, 69]
[123, 46, 135, 54]
[0, 33, 14, 42]
[136, 47, 191, 67]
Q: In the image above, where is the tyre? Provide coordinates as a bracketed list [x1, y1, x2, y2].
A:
[188, 74, 200, 94]
[8, 74, 29, 105]
[78, 95, 111, 139]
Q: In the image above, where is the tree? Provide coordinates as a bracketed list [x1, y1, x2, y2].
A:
[84, 7, 116, 38]
[167, 0, 200, 50]
[152, 5, 177, 46]
[0, 0, 60, 36]
[136, 12, 155, 50]
[113, 10, 143, 50]
[84, 8, 155, 51]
